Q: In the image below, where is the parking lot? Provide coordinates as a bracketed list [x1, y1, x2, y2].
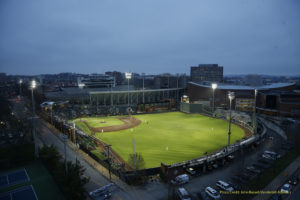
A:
[169, 127, 295, 200]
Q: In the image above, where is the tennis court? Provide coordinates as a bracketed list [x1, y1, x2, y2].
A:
[0, 169, 29, 189]
[0, 185, 38, 200]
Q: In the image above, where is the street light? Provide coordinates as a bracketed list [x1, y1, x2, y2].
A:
[31, 80, 38, 159]
[253, 89, 258, 133]
[19, 79, 23, 96]
[125, 72, 132, 108]
[211, 83, 217, 115]
[228, 91, 235, 146]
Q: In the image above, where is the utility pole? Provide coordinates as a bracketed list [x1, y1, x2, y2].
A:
[253, 89, 258, 134]
[228, 91, 235, 146]
[31, 80, 38, 159]
[142, 73, 145, 104]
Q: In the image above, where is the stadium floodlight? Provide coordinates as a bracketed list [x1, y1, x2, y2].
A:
[78, 83, 85, 88]
[142, 73, 145, 104]
[31, 80, 36, 89]
[212, 83, 217, 90]
[211, 83, 218, 115]
[125, 72, 132, 108]
[227, 91, 235, 146]
[31, 80, 38, 159]
[125, 72, 132, 79]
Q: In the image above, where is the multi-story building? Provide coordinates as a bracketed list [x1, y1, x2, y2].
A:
[190, 64, 223, 83]
[105, 71, 123, 85]
[77, 74, 115, 88]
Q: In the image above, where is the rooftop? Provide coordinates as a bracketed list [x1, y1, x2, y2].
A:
[189, 82, 294, 91]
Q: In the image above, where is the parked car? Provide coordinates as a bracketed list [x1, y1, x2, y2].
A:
[246, 166, 261, 174]
[171, 174, 189, 185]
[176, 187, 191, 200]
[89, 189, 111, 200]
[280, 184, 292, 193]
[258, 158, 274, 165]
[227, 181, 242, 191]
[262, 153, 276, 161]
[89, 183, 114, 200]
[288, 176, 299, 185]
[264, 150, 281, 159]
[253, 162, 270, 169]
[226, 155, 235, 161]
[212, 163, 219, 169]
[216, 180, 234, 191]
[205, 187, 221, 200]
[270, 194, 282, 200]
[186, 167, 196, 175]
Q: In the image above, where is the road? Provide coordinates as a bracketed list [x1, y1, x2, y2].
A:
[36, 119, 168, 200]
[12, 97, 168, 200]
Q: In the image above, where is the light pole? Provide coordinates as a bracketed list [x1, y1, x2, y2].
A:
[19, 79, 22, 96]
[125, 72, 132, 108]
[176, 74, 179, 104]
[211, 83, 217, 115]
[253, 89, 258, 133]
[142, 73, 145, 104]
[31, 80, 38, 159]
[228, 91, 235, 146]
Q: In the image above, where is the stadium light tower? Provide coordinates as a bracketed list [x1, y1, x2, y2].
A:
[253, 89, 258, 133]
[125, 72, 132, 107]
[228, 91, 235, 146]
[211, 83, 217, 114]
[142, 73, 145, 104]
[31, 80, 38, 159]
[19, 79, 23, 96]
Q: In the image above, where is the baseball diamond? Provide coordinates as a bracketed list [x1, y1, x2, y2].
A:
[73, 112, 246, 168]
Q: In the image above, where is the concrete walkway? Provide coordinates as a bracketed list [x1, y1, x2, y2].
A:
[253, 156, 300, 200]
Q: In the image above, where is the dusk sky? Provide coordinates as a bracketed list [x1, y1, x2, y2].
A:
[0, 0, 300, 75]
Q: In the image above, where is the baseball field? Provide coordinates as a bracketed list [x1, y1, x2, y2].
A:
[73, 112, 245, 168]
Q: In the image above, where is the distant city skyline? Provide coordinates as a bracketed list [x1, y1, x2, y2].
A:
[1, 0, 300, 76]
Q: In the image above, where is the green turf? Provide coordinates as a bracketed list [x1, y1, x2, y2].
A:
[75, 112, 245, 168]
[91, 148, 107, 161]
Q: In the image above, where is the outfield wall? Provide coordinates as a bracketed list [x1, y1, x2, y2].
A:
[180, 102, 212, 115]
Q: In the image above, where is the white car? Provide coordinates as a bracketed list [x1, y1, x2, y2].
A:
[281, 183, 292, 193]
[205, 186, 221, 199]
[216, 180, 234, 191]
[171, 174, 189, 185]
[262, 153, 275, 160]
[264, 150, 281, 159]
[176, 187, 191, 200]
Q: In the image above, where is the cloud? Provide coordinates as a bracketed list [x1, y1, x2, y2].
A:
[0, 0, 300, 75]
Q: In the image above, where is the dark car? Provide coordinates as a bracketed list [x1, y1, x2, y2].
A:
[227, 181, 242, 191]
[270, 194, 282, 200]
[288, 176, 299, 185]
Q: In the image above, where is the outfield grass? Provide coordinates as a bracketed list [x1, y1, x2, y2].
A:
[75, 112, 245, 168]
